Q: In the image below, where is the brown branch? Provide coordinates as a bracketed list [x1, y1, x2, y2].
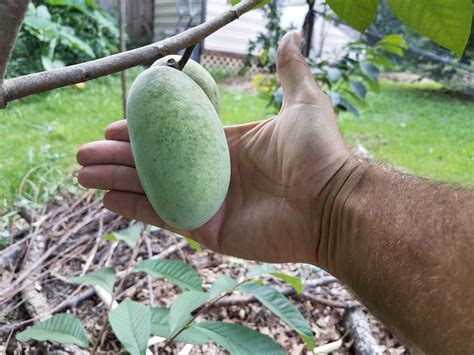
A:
[0, 0, 261, 107]
[0, 0, 30, 108]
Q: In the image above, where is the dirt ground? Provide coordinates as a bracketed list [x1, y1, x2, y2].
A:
[0, 189, 407, 354]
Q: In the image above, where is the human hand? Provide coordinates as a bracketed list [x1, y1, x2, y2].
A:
[77, 32, 358, 265]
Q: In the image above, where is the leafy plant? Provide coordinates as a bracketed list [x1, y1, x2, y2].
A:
[6, 0, 119, 78]
[253, 34, 407, 116]
[16, 225, 310, 354]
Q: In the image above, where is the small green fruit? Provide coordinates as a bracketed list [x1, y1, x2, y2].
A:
[127, 66, 230, 230]
[152, 55, 220, 114]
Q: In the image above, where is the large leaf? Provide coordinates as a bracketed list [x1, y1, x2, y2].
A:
[360, 62, 380, 82]
[208, 275, 239, 299]
[107, 222, 142, 247]
[247, 264, 303, 293]
[348, 80, 367, 101]
[60, 29, 96, 58]
[69, 266, 116, 293]
[237, 282, 314, 349]
[16, 313, 88, 348]
[109, 300, 151, 355]
[41, 56, 65, 71]
[150, 307, 208, 344]
[230, 0, 271, 9]
[195, 321, 285, 354]
[326, 0, 380, 32]
[169, 291, 209, 335]
[387, 0, 472, 59]
[133, 259, 202, 291]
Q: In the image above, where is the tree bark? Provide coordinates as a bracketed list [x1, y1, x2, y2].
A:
[0, 0, 262, 108]
[343, 306, 381, 355]
[0, 0, 30, 108]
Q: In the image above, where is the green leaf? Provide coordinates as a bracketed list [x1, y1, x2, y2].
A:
[59, 28, 96, 58]
[69, 267, 116, 293]
[230, 0, 270, 9]
[237, 283, 314, 348]
[109, 300, 151, 355]
[133, 259, 202, 291]
[195, 321, 285, 354]
[326, 0, 380, 32]
[150, 308, 208, 344]
[338, 97, 360, 118]
[247, 265, 303, 293]
[111, 222, 142, 247]
[327, 67, 342, 82]
[185, 237, 203, 253]
[327, 90, 341, 107]
[348, 80, 367, 101]
[41, 56, 65, 71]
[376, 34, 407, 56]
[169, 291, 209, 335]
[208, 275, 239, 299]
[360, 62, 379, 82]
[387, 0, 472, 59]
[16, 313, 88, 348]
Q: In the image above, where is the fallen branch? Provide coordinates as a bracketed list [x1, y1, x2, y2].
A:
[343, 306, 381, 355]
[1, 0, 262, 107]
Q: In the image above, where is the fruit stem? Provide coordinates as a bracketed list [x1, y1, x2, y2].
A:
[166, 44, 196, 71]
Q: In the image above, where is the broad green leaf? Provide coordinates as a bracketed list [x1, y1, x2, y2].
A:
[360, 62, 379, 82]
[348, 80, 367, 101]
[327, 90, 341, 107]
[59, 28, 96, 58]
[109, 300, 151, 355]
[270, 272, 303, 294]
[327, 0, 379, 32]
[169, 291, 209, 335]
[110, 222, 142, 247]
[133, 259, 202, 291]
[237, 283, 314, 349]
[387, 0, 472, 59]
[247, 265, 303, 293]
[195, 321, 285, 354]
[230, 0, 271, 9]
[69, 267, 116, 293]
[327, 68, 342, 82]
[41, 56, 65, 71]
[185, 237, 203, 253]
[16, 313, 88, 348]
[208, 275, 239, 299]
[338, 97, 360, 118]
[150, 307, 208, 344]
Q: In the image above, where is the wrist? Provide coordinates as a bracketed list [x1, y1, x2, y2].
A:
[312, 157, 367, 275]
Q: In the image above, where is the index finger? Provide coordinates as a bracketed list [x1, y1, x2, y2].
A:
[105, 120, 129, 141]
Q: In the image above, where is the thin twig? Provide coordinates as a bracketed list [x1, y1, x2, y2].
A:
[1, 0, 262, 106]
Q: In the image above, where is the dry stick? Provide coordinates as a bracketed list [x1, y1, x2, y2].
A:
[0, 0, 30, 108]
[0, 212, 98, 302]
[118, 0, 128, 117]
[343, 306, 380, 355]
[0, 0, 262, 106]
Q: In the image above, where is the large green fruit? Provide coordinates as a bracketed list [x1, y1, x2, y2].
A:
[152, 55, 220, 114]
[127, 66, 230, 230]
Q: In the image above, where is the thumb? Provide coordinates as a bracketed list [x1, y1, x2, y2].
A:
[276, 31, 324, 105]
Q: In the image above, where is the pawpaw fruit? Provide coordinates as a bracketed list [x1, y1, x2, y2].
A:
[152, 55, 220, 114]
[127, 66, 230, 230]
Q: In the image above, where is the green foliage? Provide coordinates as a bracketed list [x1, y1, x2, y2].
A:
[326, 0, 379, 32]
[208, 275, 239, 298]
[194, 321, 285, 354]
[6, 0, 119, 78]
[16, 313, 88, 348]
[109, 300, 151, 355]
[387, 0, 472, 59]
[168, 291, 209, 335]
[247, 264, 303, 293]
[245, 2, 288, 73]
[133, 258, 203, 291]
[105, 222, 142, 247]
[253, 34, 406, 117]
[237, 282, 314, 348]
[69, 266, 116, 293]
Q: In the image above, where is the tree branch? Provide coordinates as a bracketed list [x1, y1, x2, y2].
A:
[0, 0, 30, 108]
[0, 0, 261, 108]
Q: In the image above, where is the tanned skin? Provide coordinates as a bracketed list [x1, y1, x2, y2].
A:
[77, 32, 474, 354]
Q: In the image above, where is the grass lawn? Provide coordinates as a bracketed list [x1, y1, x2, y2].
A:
[1, 74, 473, 210]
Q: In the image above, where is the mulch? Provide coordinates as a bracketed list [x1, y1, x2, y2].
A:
[0, 188, 407, 354]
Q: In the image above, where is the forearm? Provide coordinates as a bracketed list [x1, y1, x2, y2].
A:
[318, 162, 474, 354]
